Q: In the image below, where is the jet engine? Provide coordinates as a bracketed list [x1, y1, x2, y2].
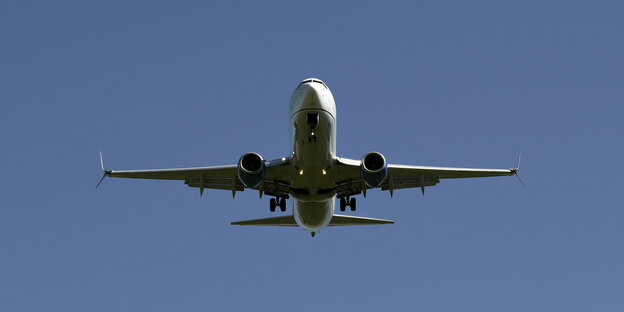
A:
[360, 152, 388, 188]
[237, 152, 265, 188]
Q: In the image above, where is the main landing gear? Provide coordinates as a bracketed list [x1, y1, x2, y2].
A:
[270, 197, 287, 212]
[339, 197, 356, 212]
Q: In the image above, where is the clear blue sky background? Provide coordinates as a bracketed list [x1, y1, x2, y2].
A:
[1, 1, 623, 311]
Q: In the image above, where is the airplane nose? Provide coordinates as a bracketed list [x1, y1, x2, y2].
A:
[302, 84, 319, 98]
[297, 84, 322, 108]
[289, 78, 335, 117]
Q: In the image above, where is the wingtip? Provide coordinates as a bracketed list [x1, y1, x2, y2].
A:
[95, 172, 106, 189]
[512, 151, 525, 186]
[99, 151, 105, 171]
[96, 151, 111, 188]
[510, 168, 525, 186]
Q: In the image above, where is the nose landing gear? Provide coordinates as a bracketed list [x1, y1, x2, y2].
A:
[307, 113, 319, 143]
[308, 131, 317, 143]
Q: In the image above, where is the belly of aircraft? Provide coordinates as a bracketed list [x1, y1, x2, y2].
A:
[293, 199, 333, 232]
[290, 109, 336, 201]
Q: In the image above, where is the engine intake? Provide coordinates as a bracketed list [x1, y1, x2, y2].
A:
[238, 152, 265, 188]
[360, 152, 388, 188]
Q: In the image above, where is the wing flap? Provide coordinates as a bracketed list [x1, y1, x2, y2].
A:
[381, 176, 439, 191]
[184, 177, 245, 191]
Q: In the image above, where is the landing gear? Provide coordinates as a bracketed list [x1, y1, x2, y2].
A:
[339, 197, 356, 212]
[307, 113, 319, 143]
[311, 232, 315, 237]
[270, 197, 287, 212]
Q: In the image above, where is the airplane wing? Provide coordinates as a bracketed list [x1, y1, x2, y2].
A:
[334, 157, 517, 197]
[100, 157, 293, 198]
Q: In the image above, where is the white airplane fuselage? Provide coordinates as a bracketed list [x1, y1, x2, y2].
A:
[289, 79, 337, 232]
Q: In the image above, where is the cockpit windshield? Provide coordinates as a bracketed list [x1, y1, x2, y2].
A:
[300, 78, 327, 88]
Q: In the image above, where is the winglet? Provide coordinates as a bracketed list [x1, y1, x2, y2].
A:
[96, 151, 111, 188]
[511, 151, 525, 186]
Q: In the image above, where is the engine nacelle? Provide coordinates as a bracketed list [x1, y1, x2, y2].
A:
[237, 152, 265, 188]
[360, 152, 388, 188]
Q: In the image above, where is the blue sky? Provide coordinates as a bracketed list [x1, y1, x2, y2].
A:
[1, 1, 623, 311]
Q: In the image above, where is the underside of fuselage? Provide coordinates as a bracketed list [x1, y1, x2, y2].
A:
[293, 199, 333, 232]
[289, 78, 337, 233]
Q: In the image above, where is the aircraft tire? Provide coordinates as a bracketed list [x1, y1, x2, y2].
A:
[270, 198, 276, 212]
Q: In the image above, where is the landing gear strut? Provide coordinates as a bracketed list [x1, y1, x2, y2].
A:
[270, 197, 286, 212]
[339, 197, 356, 211]
[307, 113, 319, 143]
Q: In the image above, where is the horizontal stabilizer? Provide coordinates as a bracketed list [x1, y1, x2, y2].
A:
[329, 214, 394, 226]
[231, 215, 297, 226]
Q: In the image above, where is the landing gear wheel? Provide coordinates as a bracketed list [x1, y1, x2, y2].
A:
[350, 198, 356, 211]
[270, 198, 276, 212]
[340, 198, 347, 211]
[279, 198, 286, 212]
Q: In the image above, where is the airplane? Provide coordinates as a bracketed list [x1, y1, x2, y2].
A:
[97, 78, 522, 237]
